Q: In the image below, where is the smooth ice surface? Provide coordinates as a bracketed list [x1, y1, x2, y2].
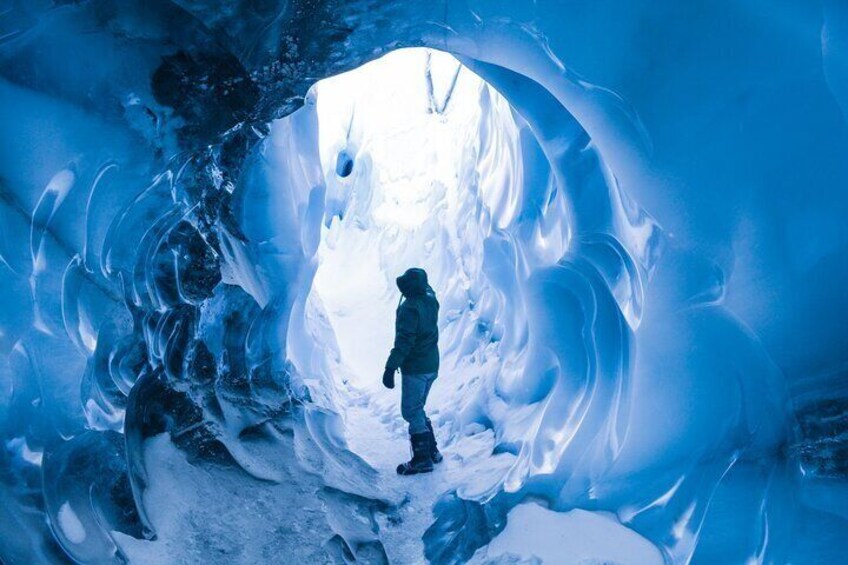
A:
[1, 1, 847, 563]
[472, 503, 663, 564]
[57, 503, 86, 545]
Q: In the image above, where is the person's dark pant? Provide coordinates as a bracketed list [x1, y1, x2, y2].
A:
[400, 372, 437, 435]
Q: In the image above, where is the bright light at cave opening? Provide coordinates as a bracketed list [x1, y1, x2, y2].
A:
[309, 48, 520, 389]
[315, 48, 486, 229]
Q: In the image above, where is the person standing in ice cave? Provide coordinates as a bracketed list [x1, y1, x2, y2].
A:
[383, 267, 443, 475]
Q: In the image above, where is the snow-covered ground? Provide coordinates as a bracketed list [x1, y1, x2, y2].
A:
[114, 381, 662, 564]
[471, 504, 663, 564]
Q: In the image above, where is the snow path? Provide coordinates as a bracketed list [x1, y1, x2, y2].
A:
[113, 375, 664, 564]
[341, 384, 504, 563]
[341, 384, 669, 565]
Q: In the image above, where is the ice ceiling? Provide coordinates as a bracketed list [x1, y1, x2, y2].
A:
[1, 1, 847, 564]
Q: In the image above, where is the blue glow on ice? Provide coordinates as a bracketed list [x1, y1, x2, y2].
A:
[1, 2, 846, 563]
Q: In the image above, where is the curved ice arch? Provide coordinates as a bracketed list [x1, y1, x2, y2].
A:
[198, 37, 787, 563]
[1, 1, 843, 563]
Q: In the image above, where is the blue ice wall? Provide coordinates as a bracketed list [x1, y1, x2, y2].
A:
[0, 1, 846, 563]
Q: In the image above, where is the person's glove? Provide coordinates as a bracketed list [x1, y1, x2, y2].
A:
[382, 367, 396, 389]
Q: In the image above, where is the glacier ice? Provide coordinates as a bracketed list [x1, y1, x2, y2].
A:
[1, 1, 847, 563]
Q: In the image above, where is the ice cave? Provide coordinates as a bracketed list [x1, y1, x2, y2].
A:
[1, 1, 847, 564]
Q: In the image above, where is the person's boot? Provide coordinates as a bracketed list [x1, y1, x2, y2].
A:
[425, 419, 443, 464]
[397, 432, 434, 475]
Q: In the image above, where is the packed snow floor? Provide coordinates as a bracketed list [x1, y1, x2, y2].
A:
[113, 374, 663, 564]
[343, 388, 664, 564]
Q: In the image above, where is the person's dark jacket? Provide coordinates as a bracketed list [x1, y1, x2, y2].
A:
[385, 268, 440, 375]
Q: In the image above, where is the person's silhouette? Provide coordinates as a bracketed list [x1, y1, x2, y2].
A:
[383, 268, 443, 475]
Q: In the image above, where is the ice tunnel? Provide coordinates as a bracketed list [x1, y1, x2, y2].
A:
[1, 1, 847, 564]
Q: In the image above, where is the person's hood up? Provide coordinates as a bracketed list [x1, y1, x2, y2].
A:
[396, 268, 431, 297]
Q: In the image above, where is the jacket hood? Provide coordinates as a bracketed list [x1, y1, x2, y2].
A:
[396, 268, 430, 297]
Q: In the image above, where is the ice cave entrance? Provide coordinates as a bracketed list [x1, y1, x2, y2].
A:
[308, 48, 523, 394]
